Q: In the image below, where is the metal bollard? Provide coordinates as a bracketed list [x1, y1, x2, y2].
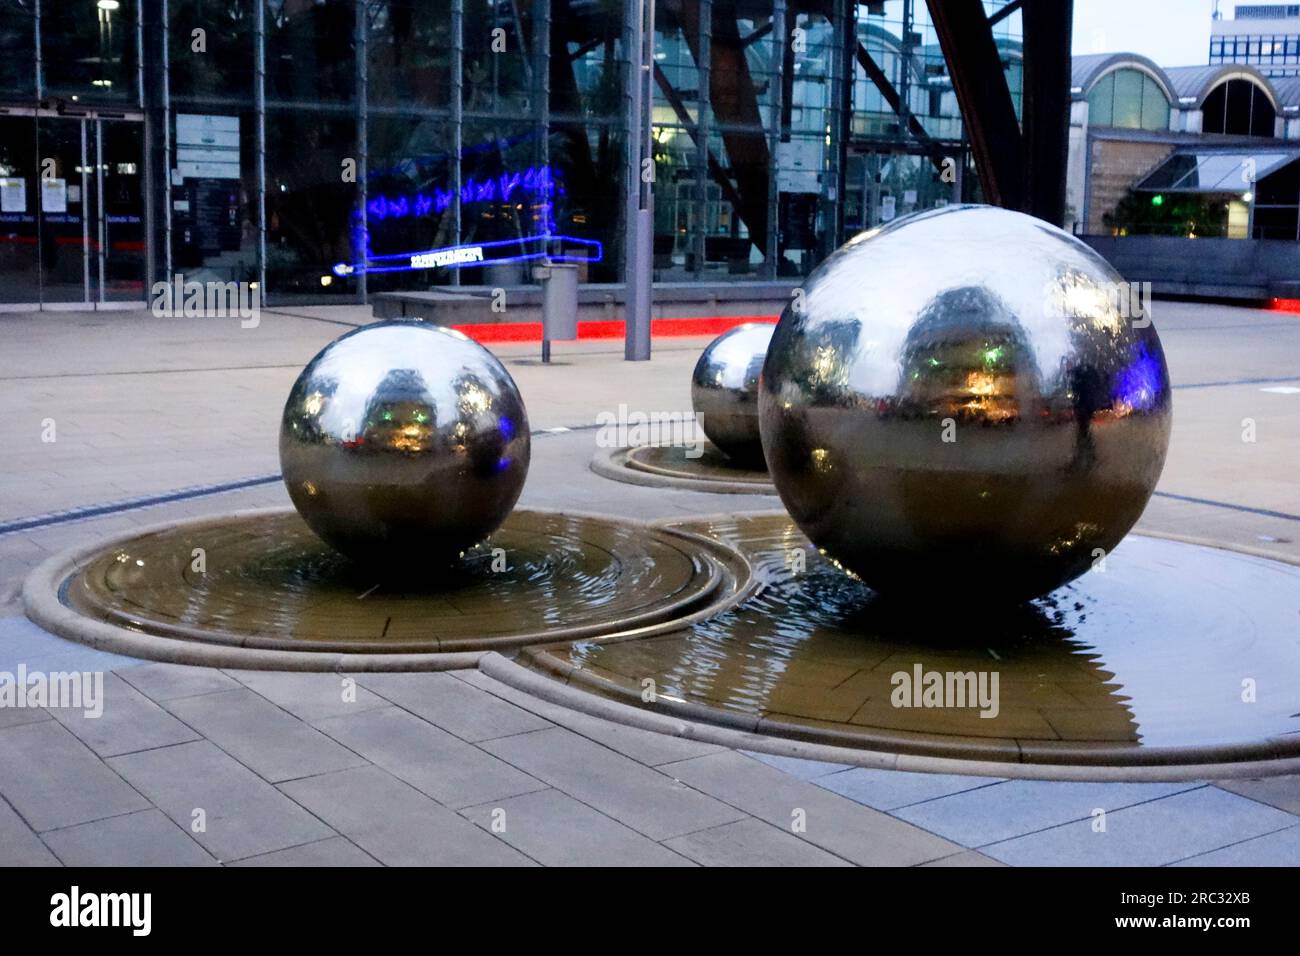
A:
[536, 263, 578, 363]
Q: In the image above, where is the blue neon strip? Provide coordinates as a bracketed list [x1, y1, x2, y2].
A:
[341, 234, 603, 276]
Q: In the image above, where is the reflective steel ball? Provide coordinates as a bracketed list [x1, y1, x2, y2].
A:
[280, 322, 530, 564]
[691, 322, 775, 464]
[759, 205, 1172, 602]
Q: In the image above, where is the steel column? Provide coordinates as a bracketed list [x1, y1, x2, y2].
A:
[355, 0, 368, 303]
[624, 0, 654, 361]
[255, 0, 266, 304]
[764, 0, 784, 278]
[694, 0, 711, 278]
[451, 0, 464, 286]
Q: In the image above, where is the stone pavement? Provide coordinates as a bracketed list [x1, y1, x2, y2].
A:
[0, 301, 1298, 865]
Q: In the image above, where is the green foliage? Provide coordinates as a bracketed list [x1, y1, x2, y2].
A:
[1104, 190, 1229, 238]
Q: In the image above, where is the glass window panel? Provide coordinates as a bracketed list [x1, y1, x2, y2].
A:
[1111, 69, 1143, 128]
[1087, 72, 1114, 126]
[170, 0, 257, 103]
[265, 109, 357, 297]
[366, 0, 452, 110]
[0, 0, 35, 96]
[362, 113, 455, 291]
[1138, 152, 1198, 190]
[1196, 154, 1256, 190]
[462, 0, 532, 118]
[1140, 75, 1169, 131]
[266, 0, 356, 104]
[43, 0, 140, 102]
[557, 3, 623, 120]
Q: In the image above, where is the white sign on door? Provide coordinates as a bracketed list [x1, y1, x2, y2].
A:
[0, 178, 25, 213]
[41, 178, 67, 213]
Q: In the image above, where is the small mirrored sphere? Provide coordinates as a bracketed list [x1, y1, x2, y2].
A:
[690, 322, 775, 464]
[280, 322, 530, 564]
[759, 205, 1172, 602]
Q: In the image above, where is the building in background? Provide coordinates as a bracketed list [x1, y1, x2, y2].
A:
[0, 0, 1021, 309]
[1210, 2, 1300, 78]
[1068, 52, 1300, 242]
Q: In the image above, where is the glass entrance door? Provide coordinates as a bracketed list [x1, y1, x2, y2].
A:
[94, 120, 146, 303]
[0, 115, 40, 304]
[0, 112, 146, 308]
[34, 116, 91, 305]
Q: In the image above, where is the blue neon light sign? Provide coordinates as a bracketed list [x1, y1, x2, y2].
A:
[366, 165, 559, 222]
[334, 233, 603, 277]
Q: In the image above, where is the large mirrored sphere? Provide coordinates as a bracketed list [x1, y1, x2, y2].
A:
[691, 322, 775, 464]
[280, 322, 530, 564]
[759, 205, 1172, 602]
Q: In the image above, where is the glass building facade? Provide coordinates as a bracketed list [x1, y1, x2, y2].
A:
[0, 0, 1021, 307]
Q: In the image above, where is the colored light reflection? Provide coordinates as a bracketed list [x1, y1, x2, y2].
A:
[1113, 344, 1165, 413]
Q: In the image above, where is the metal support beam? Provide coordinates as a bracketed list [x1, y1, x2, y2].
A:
[1020, 0, 1073, 227]
[925, 0, 1024, 211]
[255, 0, 267, 305]
[821, 0, 851, 258]
[624, 0, 654, 360]
[355, 0, 368, 303]
[451, 0, 464, 286]
[764, 0, 784, 278]
[693, 0, 711, 278]
[157, 0, 173, 289]
[535, 0, 551, 235]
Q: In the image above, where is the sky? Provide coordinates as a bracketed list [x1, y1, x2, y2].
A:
[1071, 0, 1219, 68]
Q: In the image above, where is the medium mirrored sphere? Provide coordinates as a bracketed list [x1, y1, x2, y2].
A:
[280, 322, 530, 564]
[759, 205, 1172, 602]
[691, 322, 775, 464]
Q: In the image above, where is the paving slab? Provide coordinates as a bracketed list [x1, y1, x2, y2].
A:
[357, 671, 551, 742]
[115, 661, 241, 702]
[1213, 776, 1300, 816]
[454, 669, 728, 766]
[664, 818, 853, 867]
[741, 751, 852, 780]
[0, 614, 136, 674]
[108, 740, 335, 862]
[1172, 823, 1300, 866]
[0, 702, 53, 730]
[227, 837, 380, 867]
[313, 705, 545, 809]
[984, 788, 1299, 867]
[49, 671, 199, 758]
[42, 809, 217, 867]
[460, 788, 695, 867]
[0, 720, 148, 831]
[481, 726, 746, 841]
[279, 765, 534, 866]
[224, 670, 389, 723]
[814, 767, 1005, 811]
[892, 779, 1202, 848]
[162, 688, 367, 783]
[661, 750, 962, 865]
[0, 795, 60, 866]
[920, 850, 1007, 867]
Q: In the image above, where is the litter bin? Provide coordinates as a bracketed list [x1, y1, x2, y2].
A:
[536, 262, 578, 362]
